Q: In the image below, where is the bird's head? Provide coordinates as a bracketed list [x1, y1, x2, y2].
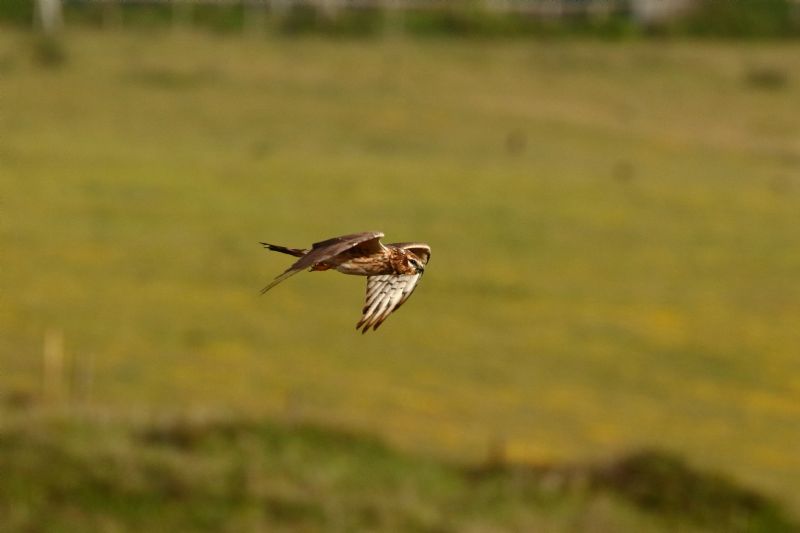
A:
[405, 252, 426, 274]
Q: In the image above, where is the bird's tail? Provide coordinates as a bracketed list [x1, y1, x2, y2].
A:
[260, 242, 307, 258]
[259, 242, 308, 294]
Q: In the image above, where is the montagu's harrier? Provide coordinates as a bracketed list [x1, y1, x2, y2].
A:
[260, 231, 431, 333]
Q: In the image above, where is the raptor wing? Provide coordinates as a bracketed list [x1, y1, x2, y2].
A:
[356, 273, 422, 333]
[260, 231, 385, 294]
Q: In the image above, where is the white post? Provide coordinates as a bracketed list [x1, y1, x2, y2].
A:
[43, 328, 65, 404]
[36, 0, 63, 34]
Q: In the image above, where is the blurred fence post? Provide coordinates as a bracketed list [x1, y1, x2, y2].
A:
[36, 0, 63, 34]
[43, 328, 66, 405]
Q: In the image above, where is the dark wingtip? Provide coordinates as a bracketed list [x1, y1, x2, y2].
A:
[356, 320, 370, 334]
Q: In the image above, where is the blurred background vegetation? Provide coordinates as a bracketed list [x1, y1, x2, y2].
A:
[3, 0, 800, 38]
[2, 0, 800, 531]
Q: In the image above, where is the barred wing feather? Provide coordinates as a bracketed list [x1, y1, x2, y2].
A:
[357, 274, 421, 333]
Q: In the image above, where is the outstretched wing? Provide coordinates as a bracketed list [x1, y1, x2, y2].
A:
[261, 231, 385, 294]
[356, 274, 422, 333]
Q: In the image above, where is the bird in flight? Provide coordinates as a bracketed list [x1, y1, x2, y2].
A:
[260, 231, 431, 333]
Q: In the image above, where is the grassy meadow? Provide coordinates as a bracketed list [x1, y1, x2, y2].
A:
[1, 28, 800, 525]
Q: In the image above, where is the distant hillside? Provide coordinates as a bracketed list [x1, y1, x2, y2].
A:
[0, 412, 794, 532]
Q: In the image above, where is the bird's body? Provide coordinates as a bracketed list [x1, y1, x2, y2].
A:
[260, 231, 430, 333]
[319, 246, 416, 276]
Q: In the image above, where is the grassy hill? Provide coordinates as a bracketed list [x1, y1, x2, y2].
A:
[0, 412, 795, 532]
[1, 28, 799, 523]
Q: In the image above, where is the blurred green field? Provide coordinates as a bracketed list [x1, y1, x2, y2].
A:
[2, 28, 800, 518]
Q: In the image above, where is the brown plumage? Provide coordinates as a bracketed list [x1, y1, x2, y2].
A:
[260, 231, 431, 333]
